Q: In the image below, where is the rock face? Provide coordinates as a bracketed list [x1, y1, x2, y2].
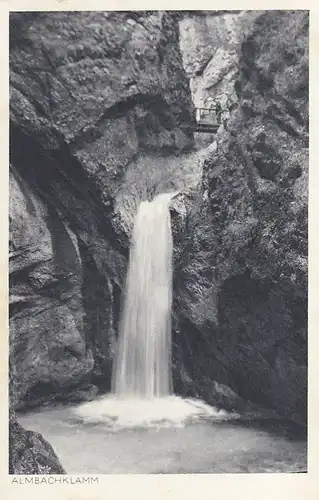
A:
[9, 11, 193, 408]
[178, 11, 259, 147]
[10, 167, 96, 406]
[179, 12, 256, 109]
[172, 10, 308, 424]
[9, 412, 65, 474]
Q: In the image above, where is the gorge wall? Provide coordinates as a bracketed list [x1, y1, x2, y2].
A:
[9, 11, 194, 409]
[9, 10, 308, 427]
[172, 10, 308, 424]
[177, 10, 261, 149]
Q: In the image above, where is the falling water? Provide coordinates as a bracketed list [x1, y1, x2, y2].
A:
[74, 191, 229, 429]
[111, 192, 175, 398]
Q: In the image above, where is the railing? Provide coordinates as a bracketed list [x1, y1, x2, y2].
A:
[180, 105, 222, 134]
[196, 106, 221, 124]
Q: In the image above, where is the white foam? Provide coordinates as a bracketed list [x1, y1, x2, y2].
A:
[73, 395, 236, 431]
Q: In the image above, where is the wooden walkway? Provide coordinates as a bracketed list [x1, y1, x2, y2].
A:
[181, 123, 219, 134]
[181, 106, 221, 134]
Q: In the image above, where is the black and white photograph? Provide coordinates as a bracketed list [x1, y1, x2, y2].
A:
[8, 8, 308, 475]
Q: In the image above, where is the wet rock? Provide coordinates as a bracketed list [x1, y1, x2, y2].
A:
[9, 413, 65, 474]
[57, 384, 99, 404]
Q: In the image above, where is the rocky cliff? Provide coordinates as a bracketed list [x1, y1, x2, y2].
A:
[9, 11, 194, 408]
[9, 10, 308, 428]
[178, 11, 259, 146]
[172, 10, 308, 424]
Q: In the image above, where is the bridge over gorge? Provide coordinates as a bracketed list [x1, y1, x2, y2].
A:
[181, 106, 222, 134]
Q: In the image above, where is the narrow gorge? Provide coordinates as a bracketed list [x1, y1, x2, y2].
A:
[9, 10, 308, 474]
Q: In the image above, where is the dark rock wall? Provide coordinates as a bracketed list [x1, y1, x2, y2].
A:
[10, 167, 94, 406]
[172, 10, 308, 424]
[9, 11, 193, 408]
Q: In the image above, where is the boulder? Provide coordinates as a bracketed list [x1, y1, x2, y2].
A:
[9, 412, 65, 474]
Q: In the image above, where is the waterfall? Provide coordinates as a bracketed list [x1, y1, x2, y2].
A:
[111, 192, 175, 398]
[74, 192, 228, 429]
